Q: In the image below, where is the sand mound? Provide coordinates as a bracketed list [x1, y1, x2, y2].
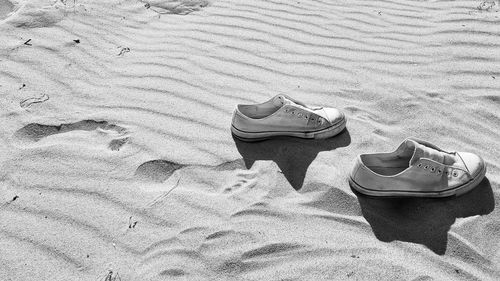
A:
[2, 0, 71, 28]
[0, 0, 14, 21]
[142, 0, 210, 15]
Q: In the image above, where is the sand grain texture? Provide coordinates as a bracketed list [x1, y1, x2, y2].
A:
[1, 0, 499, 280]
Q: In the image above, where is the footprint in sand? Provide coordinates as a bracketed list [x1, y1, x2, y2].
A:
[143, 0, 210, 15]
[13, 120, 129, 151]
[135, 159, 248, 183]
[221, 170, 257, 194]
[135, 160, 185, 183]
[108, 136, 129, 151]
[135, 158, 275, 204]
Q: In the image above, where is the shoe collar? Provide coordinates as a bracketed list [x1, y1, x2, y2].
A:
[358, 138, 469, 177]
[273, 94, 323, 110]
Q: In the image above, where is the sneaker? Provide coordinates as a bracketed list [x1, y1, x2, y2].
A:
[349, 138, 487, 197]
[231, 94, 346, 141]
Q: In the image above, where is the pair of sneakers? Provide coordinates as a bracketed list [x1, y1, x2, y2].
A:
[231, 95, 487, 197]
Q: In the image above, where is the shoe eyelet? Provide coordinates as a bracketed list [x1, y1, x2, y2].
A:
[417, 163, 422, 168]
[437, 169, 442, 174]
[430, 167, 435, 172]
[424, 165, 428, 170]
[453, 171, 458, 177]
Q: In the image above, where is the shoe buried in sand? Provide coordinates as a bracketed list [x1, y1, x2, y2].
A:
[349, 138, 487, 197]
[231, 94, 346, 141]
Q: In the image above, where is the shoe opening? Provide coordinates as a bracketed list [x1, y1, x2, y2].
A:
[360, 140, 416, 176]
[237, 97, 284, 119]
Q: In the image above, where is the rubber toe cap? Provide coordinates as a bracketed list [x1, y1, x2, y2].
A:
[457, 152, 485, 177]
[323, 108, 345, 125]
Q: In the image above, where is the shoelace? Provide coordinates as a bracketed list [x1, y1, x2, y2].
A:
[416, 162, 460, 177]
[405, 138, 469, 179]
[284, 107, 324, 126]
[281, 96, 325, 126]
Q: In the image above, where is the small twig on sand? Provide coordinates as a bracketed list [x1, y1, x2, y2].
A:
[117, 47, 130, 56]
[20, 93, 50, 108]
[100, 269, 121, 281]
[24, 39, 32, 46]
[2, 195, 19, 207]
[477, 1, 496, 11]
[148, 177, 181, 207]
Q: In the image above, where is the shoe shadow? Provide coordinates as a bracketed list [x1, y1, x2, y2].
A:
[232, 129, 351, 190]
[352, 178, 495, 255]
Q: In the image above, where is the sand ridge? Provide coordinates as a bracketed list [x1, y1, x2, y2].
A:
[1, 0, 500, 280]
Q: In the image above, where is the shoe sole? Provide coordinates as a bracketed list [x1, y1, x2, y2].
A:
[348, 163, 487, 198]
[231, 117, 347, 142]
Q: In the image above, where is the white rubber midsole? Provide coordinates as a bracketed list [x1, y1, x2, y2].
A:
[231, 118, 347, 141]
[349, 163, 487, 198]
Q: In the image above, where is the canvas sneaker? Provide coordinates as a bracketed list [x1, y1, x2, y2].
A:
[231, 94, 346, 141]
[349, 138, 487, 197]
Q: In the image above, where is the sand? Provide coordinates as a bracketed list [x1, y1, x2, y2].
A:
[0, 0, 499, 280]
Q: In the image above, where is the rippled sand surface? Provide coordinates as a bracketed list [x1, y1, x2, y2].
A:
[1, 0, 499, 280]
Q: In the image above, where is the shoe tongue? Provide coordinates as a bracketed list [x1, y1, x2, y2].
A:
[405, 139, 445, 165]
[272, 95, 294, 107]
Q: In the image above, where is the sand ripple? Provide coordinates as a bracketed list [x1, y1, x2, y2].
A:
[1, 0, 499, 280]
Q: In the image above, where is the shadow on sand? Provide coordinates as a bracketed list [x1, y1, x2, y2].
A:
[232, 129, 351, 190]
[352, 178, 495, 255]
